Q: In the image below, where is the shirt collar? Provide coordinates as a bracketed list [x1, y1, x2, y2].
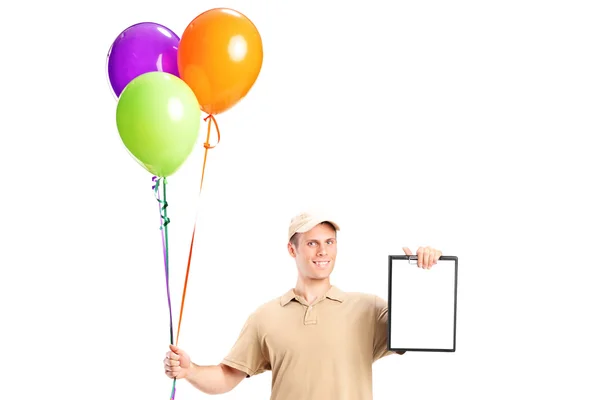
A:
[280, 285, 346, 306]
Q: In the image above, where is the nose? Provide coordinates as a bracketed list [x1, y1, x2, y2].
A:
[317, 246, 327, 256]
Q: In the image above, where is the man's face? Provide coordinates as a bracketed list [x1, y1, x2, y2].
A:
[288, 223, 338, 280]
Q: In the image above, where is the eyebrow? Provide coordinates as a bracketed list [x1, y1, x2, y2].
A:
[306, 237, 337, 242]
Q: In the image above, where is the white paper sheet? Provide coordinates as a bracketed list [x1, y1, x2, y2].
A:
[388, 256, 458, 351]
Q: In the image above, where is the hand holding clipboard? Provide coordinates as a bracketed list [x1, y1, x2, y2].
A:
[401, 246, 443, 269]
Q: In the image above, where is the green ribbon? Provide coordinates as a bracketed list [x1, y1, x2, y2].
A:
[152, 176, 177, 400]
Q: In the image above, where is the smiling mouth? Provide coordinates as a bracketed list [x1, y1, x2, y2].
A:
[313, 261, 330, 267]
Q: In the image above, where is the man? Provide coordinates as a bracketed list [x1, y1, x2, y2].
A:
[164, 211, 442, 399]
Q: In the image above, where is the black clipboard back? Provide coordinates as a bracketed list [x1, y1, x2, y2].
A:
[387, 255, 458, 352]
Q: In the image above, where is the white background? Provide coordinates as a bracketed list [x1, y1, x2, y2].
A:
[1, 0, 599, 399]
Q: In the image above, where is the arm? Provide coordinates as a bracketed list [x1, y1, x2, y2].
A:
[184, 362, 246, 395]
[372, 295, 401, 361]
[165, 312, 269, 394]
[165, 345, 246, 395]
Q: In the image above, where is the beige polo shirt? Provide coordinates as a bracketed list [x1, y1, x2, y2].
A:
[221, 285, 398, 400]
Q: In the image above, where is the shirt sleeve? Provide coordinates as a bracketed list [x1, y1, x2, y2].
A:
[372, 295, 396, 361]
[221, 312, 271, 377]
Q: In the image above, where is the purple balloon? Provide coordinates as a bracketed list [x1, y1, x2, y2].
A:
[107, 22, 180, 97]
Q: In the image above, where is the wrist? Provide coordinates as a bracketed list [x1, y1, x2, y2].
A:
[184, 362, 197, 381]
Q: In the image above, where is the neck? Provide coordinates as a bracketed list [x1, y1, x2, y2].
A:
[294, 276, 332, 305]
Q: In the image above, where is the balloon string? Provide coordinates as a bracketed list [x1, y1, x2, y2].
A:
[170, 379, 176, 400]
[175, 114, 221, 346]
[169, 114, 221, 400]
[153, 176, 174, 345]
[153, 177, 177, 400]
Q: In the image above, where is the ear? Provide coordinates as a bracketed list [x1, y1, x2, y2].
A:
[287, 242, 296, 258]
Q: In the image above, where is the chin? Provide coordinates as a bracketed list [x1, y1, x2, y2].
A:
[310, 274, 331, 281]
[311, 268, 333, 279]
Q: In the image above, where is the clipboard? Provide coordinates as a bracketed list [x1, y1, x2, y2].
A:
[387, 255, 458, 352]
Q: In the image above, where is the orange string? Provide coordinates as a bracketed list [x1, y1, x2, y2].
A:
[175, 114, 221, 346]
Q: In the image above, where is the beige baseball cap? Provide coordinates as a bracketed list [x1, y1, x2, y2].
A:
[288, 211, 341, 241]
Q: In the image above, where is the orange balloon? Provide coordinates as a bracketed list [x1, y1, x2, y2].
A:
[178, 8, 263, 115]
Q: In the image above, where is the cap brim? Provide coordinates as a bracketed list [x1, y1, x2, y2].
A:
[296, 219, 340, 234]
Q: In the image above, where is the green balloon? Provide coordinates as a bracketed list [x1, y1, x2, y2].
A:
[116, 71, 201, 177]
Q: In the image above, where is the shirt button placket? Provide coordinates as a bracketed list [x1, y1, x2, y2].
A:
[304, 305, 317, 325]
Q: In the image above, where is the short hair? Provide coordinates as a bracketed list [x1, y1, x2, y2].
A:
[289, 221, 337, 247]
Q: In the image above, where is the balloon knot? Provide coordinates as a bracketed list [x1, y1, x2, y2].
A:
[202, 114, 221, 150]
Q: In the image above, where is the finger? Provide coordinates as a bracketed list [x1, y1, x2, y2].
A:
[165, 358, 180, 367]
[423, 247, 431, 268]
[424, 247, 431, 268]
[429, 247, 436, 268]
[434, 249, 441, 264]
[402, 247, 413, 256]
[165, 365, 181, 373]
[428, 249, 440, 267]
[429, 248, 436, 268]
[165, 368, 180, 378]
[165, 351, 181, 363]
[417, 247, 423, 268]
[165, 362, 181, 373]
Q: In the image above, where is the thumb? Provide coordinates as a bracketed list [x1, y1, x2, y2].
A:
[402, 247, 413, 256]
[169, 344, 179, 353]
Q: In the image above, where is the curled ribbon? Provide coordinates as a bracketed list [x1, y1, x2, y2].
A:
[152, 176, 176, 400]
[152, 176, 174, 345]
